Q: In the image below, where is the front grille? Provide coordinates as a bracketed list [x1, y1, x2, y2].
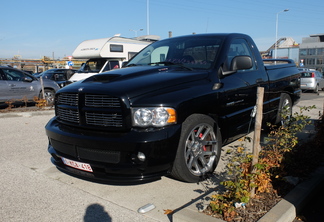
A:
[56, 93, 125, 129]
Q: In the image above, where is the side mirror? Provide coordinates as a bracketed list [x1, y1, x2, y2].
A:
[230, 56, 253, 71]
[23, 77, 33, 82]
[222, 56, 253, 76]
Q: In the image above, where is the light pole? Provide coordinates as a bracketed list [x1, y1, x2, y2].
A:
[129, 29, 143, 37]
[275, 9, 289, 59]
[147, 0, 150, 35]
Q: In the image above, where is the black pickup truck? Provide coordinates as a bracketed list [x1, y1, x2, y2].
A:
[45, 33, 300, 183]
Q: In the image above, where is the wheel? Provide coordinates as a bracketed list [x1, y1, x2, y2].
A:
[41, 89, 55, 106]
[275, 93, 292, 126]
[171, 114, 222, 183]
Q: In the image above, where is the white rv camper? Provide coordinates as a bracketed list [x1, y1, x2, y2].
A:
[69, 35, 159, 82]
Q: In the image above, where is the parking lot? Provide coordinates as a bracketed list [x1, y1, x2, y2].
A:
[0, 92, 322, 222]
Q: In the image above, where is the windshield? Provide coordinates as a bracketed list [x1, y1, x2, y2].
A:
[126, 36, 222, 70]
[77, 59, 107, 73]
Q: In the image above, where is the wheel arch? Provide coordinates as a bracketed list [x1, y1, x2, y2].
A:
[170, 113, 222, 182]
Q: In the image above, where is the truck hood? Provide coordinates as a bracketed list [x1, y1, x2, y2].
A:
[60, 66, 210, 99]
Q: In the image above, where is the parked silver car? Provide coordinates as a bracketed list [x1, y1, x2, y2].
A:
[0, 66, 60, 105]
[300, 70, 324, 93]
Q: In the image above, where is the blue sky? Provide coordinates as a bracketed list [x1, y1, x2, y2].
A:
[1, 0, 323, 59]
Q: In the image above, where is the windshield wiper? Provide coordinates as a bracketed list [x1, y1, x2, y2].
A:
[148, 61, 193, 70]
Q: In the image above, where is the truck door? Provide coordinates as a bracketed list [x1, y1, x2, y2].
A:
[219, 38, 269, 140]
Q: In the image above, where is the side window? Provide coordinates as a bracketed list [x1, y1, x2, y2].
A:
[226, 38, 255, 71]
[54, 73, 66, 81]
[110, 61, 120, 69]
[316, 71, 323, 78]
[102, 61, 120, 72]
[3, 69, 25, 81]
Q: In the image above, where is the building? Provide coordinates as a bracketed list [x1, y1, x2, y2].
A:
[299, 34, 324, 71]
[261, 37, 300, 64]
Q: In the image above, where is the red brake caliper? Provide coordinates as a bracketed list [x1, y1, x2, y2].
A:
[199, 133, 207, 151]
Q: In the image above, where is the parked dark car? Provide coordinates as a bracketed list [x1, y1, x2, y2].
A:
[0, 66, 60, 105]
[300, 70, 324, 93]
[23, 70, 34, 75]
[35, 68, 77, 88]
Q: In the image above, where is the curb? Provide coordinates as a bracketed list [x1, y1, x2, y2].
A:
[259, 166, 324, 222]
[173, 166, 324, 222]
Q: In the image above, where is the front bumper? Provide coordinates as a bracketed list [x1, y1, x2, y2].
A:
[45, 117, 182, 183]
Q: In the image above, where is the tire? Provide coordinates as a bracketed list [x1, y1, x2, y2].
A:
[171, 114, 222, 183]
[275, 93, 292, 126]
[41, 89, 55, 106]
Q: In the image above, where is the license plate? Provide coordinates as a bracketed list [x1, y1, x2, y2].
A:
[61, 157, 93, 172]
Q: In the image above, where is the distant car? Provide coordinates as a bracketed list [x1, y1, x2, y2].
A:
[23, 70, 34, 75]
[300, 70, 324, 93]
[0, 66, 60, 105]
[32, 72, 43, 77]
[298, 68, 309, 72]
[36, 68, 77, 88]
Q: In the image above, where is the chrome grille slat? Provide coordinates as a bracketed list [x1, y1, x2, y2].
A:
[86, 112, 123, 127]
[57, 93, 78, 106]
[57, 108, 79, 123]
[85, 94, 120, 107]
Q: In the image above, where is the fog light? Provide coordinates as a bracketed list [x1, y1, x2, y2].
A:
[137, 152, 146, 162]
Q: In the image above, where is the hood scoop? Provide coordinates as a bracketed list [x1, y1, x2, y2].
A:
[85, 74, 122, 83]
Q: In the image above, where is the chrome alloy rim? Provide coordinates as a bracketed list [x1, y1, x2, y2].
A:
[281, 98, 291, 125]
[45, 91, 54, 103]
[184, 123, 218, 176]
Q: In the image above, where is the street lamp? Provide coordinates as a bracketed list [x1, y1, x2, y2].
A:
[275, 9, 289, 59]
[129, 29, 143, 37]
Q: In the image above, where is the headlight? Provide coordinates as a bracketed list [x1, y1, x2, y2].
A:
[132, 107, 177, 127]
